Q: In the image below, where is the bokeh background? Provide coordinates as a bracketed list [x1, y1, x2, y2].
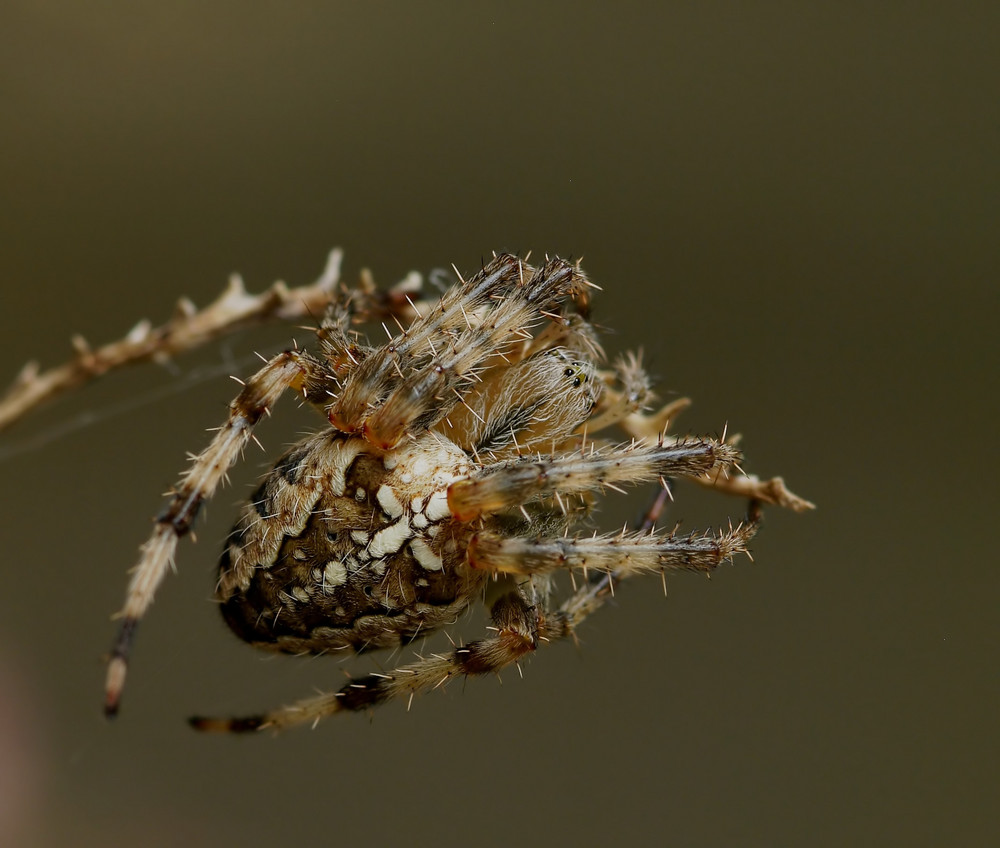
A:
[1, 3, 996, 846]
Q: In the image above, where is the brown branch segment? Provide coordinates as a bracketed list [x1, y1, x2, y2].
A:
[0, 250, 345, 432]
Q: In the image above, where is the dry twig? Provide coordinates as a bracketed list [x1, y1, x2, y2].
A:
[0, 249, 428, 433]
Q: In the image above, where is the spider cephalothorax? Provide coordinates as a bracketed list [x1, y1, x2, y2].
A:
[101, 253, 812, 732]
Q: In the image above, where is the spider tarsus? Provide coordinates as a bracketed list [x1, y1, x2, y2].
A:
[103, 655, 128, 718]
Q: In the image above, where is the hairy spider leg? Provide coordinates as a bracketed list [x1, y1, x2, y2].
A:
[330, 256, 592, 447]
[328, 253, 529, 434]
[189, 589, 545, 732]
[360, 258, 592, 449]
[459, 438, 757, 582]
[445, 438, 741, 521]
[104, 350, 338, 716]
[468, 522, 756, 578]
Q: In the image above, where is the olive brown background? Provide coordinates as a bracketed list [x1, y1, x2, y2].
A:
[0, 4, 996, 846]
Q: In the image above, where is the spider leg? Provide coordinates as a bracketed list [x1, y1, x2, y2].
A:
[447, 438, 740, 521]
[468, 519, 756, 579]
[360, 258, 590, 448]
[555, 496, 762, 642]
[328, 253, 528, 434]
[330, 256, 592, 448]
[104, 349, 334, 717]
[189, 589, 543, 733]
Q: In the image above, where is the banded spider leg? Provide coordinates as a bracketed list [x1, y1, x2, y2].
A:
[104, 349, 340, 716]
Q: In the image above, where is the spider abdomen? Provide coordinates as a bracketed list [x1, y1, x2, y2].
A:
[216, 431, 485, 655]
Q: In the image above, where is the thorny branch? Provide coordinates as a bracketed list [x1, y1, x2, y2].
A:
[697, 466, 814, 512]
[620, 396, 815, 512]
[0, 249, 426, 433]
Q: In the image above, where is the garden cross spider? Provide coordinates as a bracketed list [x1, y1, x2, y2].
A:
[81, 252, 811, 732]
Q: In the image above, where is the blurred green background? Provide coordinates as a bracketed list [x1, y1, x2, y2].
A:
[0, 3, 996, 846]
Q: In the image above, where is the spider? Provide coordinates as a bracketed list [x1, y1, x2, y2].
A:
[98, 252, 812, 732]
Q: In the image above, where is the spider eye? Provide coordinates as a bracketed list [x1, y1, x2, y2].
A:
[562, 362, 588, 388]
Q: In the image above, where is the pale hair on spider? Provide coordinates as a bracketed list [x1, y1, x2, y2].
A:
[1, 250, 813, 732]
